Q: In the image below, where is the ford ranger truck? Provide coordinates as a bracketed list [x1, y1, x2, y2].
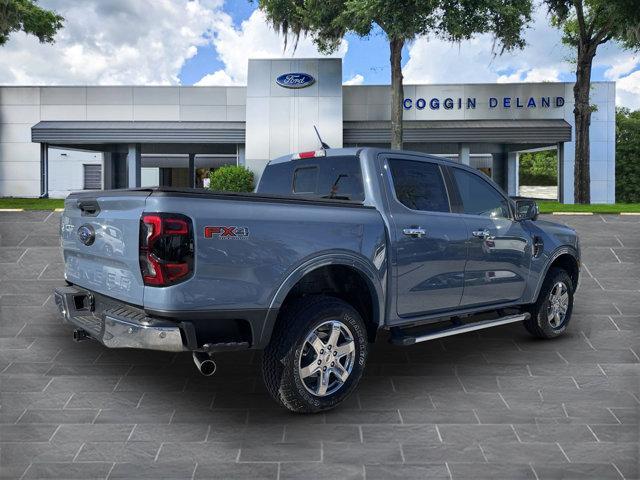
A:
[55, 147, 580, 413]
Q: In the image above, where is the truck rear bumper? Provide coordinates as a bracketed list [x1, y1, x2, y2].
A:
[54, 286, 186, 352]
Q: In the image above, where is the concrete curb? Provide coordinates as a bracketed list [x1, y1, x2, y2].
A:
[551, 212, 593, 215]
[0, 208, 24, 212]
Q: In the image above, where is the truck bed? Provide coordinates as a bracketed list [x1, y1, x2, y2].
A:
[69, 187, 371, 208]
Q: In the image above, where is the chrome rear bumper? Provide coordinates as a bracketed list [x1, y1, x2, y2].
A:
[54, 286, 185, 352]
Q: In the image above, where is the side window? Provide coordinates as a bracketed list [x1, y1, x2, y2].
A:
[388, 159, 450, 212]
[452, 168, 510, 218]
[293, 166, 318, 194]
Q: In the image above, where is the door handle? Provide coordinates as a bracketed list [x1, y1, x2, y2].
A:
[403, 227, 426, 238]
[472, 228, 492, 239]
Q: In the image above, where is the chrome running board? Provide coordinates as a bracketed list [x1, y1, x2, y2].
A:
[391, 313, 530, 346]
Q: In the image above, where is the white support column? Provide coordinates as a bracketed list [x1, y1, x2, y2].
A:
[557, 142, 565, 203]
[127, 143, 141, 188]
[458, 143, 470, 165]
[39, 143, 49, 198]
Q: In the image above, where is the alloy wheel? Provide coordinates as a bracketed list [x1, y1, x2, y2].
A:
[547, 281, 569, 328]
[298, 320, 356, 397]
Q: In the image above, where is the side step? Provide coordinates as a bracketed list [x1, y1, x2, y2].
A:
[391, 313, 530, 346]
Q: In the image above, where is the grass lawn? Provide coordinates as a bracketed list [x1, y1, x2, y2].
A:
[537, 201, 640, 214]
[1, 197, 639, 214]
[0, 198, 65, 210]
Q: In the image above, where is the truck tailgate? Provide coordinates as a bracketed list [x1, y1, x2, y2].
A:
[61, 190, 151, 306]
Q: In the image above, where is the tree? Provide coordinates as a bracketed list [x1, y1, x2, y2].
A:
[519, 150, 558, 186]
[258, 0, 532, 149]
[544, 0, 640, 204]
[615, 107, 640, 203]
[0, 0, 64, 46]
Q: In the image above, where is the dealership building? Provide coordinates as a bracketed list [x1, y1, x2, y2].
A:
[0, 58, 616, 203]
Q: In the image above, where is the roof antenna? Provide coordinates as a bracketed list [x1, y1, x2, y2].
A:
[314, 125, 330, 150]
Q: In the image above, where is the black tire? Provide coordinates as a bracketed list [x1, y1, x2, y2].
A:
[261, 295, 369, 413]
[524, 267, 574, 339]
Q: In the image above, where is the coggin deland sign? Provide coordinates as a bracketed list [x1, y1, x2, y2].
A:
[275, 71, 566, 112]
[403, 95, 565, 110]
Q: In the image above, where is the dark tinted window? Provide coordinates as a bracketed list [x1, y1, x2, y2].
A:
[293, 167, 318, 193]
[388, 159, 449, 212]
[452, 168, 510, 218]
[258, 155, 365, 201]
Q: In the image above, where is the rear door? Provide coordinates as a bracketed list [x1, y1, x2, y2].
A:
[446, 166, 532, 306]
[382, 156, 468, 318]
[61, 190, 151, 306]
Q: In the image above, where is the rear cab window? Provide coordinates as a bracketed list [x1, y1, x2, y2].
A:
[388, 158, 450, 212]
[258, 155, 365, 201]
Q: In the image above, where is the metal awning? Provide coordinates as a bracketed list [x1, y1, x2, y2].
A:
[344, 119, 572, 144]
[32, 121, 246, 144]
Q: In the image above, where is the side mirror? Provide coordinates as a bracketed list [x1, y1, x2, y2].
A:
[515, 199, 539, 221]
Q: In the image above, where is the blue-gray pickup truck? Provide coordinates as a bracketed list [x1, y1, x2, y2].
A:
[55, 147, 580, 412]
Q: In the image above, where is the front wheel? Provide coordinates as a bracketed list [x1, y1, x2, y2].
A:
[262, 296, 368, 413]
[524, 267, 574, 339]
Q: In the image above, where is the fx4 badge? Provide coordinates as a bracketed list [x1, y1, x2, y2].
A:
[204, 226, 249, 239]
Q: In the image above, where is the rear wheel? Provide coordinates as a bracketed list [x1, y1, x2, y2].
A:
[524, 267, 574, 339]
[262, 296, 368, 413]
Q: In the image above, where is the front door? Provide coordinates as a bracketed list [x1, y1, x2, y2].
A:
[448, 166, 532, 307]
[384, 157, 468, 318]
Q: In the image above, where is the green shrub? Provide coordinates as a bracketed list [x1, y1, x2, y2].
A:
[616, 108, 640, 203]
[519, 150, 558, 186]
[208, 165, 254, 192]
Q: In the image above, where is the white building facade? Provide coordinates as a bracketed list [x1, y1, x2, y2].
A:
[0, 58, 616, 203]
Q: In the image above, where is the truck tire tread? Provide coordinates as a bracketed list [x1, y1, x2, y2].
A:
[261, 295, 368, 413]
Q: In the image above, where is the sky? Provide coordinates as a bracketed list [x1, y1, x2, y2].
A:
[0, 0, 638, 109]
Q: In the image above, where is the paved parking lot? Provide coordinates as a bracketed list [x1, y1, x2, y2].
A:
[0, 211, 638, 479]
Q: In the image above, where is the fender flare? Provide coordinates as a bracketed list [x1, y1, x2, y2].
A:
[531, 246, 580, 302]
[255, 253, 386, 347]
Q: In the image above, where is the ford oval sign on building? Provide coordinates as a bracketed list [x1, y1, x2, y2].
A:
[275, 72, 315, 89]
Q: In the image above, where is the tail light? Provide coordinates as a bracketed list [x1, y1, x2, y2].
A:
[139, 213, 194, 287]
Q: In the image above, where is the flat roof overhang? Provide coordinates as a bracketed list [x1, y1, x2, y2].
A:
[31, 121, 246, 144]
[344, 119, 572, 144]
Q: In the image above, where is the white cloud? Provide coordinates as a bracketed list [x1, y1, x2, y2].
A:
[497, 67, 561, 83]
[196, 9, 348, 86]
[195, 70, 237, 86]
[616, 70, 640, 110]
[604, 54, 639, 81]
[343, 74, 364, 85]
[403, 8, 572, 85]
[0, 0, 224, 85]
[402, 5, 639, 108]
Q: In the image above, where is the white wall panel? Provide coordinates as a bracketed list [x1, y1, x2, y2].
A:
[0, 124, 32, 143]
[41, 105, 86, 120]
[86, 87, 133, 105]
[86, 105, 134, 121]
[133, 105, 180, 121]
[133, 87, 179, 105]
[41, 87, 86, 105]
[0, 87, 40, 105]
[179, 105, 227, 121]
[0, 105, 40, 124]
[180, 87, 227, 105]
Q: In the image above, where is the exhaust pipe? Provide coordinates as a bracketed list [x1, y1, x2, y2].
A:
[192, 352, 216, 376]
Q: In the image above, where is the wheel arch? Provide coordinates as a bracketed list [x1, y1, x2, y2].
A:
[533, 247, 580, 302]
[258, 254, 385, 346]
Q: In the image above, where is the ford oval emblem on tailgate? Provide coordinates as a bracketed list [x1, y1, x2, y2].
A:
[275, 72, 315, 89]
[78, 224, 96, 246]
